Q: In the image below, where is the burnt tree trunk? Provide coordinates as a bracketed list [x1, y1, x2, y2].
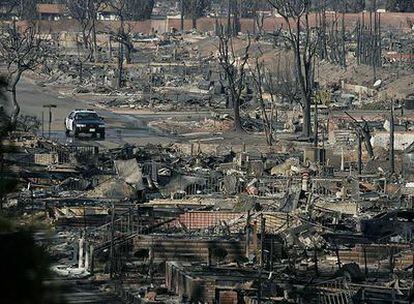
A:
[124, 42, 132, 64]
[218, 35, 250, 132]
[8, 69, 23, 126]
[252, 60, 273, 145]
[233, 94, 242, 131]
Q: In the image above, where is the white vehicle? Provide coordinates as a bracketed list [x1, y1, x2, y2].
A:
[65, 109, 105, 139]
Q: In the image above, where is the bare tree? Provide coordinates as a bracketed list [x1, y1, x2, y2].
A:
[386, 0, 414, 12]
[0, 22, 48, 126]
[182, 0, 211, 29]
[268, 0, 320, 138]
[66, 0, 104, 61]
[105, 26, 134, 65]
[125, 0, 155, 21]
[217, 34, 251, 131]
[105, 0, 135, 88]
[249, 58, 274, 145]
[108, 0, 155, 62]
[0, 0, 37, 20]
[227, 0, 241, 36]
[251, 53, 304, 141]
[75, 33, 92, 84]
[107, 0, 135, 63]
[20, 0, 37, 20]
[355, 0, 382, 81]
[269, 53, 302, 105]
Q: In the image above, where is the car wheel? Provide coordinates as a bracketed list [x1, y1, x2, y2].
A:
[74, 128, 79, 138]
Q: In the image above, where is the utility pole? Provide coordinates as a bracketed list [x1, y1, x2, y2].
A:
[42, 104, 57, 139]
[390, 99, 395, 175]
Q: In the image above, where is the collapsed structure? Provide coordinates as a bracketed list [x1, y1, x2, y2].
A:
[2, 119, 414, 303]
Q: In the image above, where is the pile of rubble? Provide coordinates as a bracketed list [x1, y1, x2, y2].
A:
[2, 114, 414, 303]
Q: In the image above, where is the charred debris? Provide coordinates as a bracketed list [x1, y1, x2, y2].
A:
[2, 124, 414, 304]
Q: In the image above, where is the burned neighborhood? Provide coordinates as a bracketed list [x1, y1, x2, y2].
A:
[1, 0, 414, 303]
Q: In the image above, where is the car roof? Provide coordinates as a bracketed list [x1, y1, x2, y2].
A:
[72, 109, 97, 114]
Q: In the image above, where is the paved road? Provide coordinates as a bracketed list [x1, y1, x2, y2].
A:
[16, 78, 177, 148]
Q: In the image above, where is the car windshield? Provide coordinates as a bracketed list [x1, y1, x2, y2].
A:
[75, 113, 99, 120]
